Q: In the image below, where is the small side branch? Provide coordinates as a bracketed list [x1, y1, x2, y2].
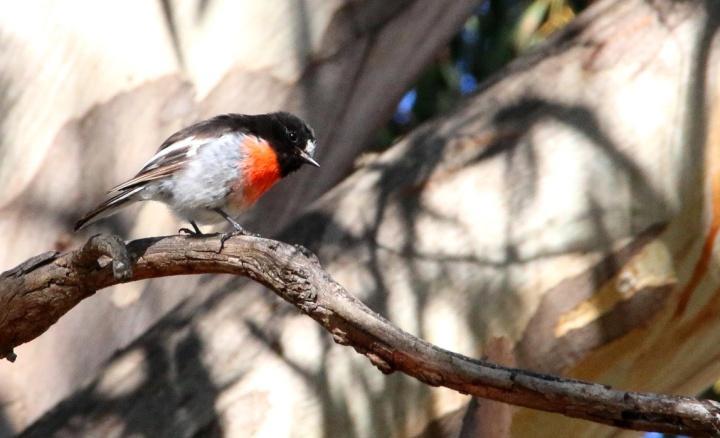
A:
[0, 234, 718, 435]
[72, 234, 133, 280]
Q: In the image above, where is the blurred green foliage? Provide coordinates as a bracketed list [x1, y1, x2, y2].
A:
[377, 0, 592, 149]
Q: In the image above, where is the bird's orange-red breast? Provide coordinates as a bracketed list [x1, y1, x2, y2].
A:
[74, 112, 319, 236]
[231, 136, 282, 208]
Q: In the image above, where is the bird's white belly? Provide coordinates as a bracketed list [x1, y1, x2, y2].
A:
[144, 134, 246, 224]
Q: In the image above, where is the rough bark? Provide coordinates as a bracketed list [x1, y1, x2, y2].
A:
[0, 0, 477, 432]
[1, 234, 718, 436]
[7, 0, 720, 436]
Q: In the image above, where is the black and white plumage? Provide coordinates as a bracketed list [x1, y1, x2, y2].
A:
[75, 112, 318, 234]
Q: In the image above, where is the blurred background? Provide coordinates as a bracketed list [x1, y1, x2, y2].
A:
[1, 0, 718, 437]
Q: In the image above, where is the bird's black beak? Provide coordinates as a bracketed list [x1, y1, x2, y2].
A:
[298, 148, 320, 167]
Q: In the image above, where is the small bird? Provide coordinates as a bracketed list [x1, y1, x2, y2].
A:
[75, 112, 319, 237]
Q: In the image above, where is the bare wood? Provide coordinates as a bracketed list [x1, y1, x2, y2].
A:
[3, 234, 720, 436]
[0, 1, 478, 428]
[6, 0, 720, 435]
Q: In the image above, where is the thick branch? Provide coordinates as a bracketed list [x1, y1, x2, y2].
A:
[2, 234, 719, 436]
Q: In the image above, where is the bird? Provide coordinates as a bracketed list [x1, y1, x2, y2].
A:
[75, 111, 319, 239]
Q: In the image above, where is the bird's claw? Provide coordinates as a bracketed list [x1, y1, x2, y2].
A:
[219, 229, 245, 252]
[179, 227, 200, 236]
[218, 228, 261, 252]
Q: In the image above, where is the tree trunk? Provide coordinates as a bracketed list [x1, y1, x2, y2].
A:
[0, 0, 477, 433]
[12, 0, 720, 436]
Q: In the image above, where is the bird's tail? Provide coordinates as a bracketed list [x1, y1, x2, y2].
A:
[74, 187, 144, 231]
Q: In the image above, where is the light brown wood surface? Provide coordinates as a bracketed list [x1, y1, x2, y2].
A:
[5, 233, 720, 436]
[0, 0, 477, 433]
[4, 0, 720, 436]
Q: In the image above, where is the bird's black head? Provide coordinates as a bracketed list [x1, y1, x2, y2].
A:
[252, 112, 318, 176]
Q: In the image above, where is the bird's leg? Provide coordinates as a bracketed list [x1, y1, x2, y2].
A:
[179, 220, 204, 236]
[213, 209, 258, 251]
[214, 209, 246, 234]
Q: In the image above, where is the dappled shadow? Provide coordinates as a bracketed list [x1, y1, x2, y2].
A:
[20, 297, 229, 438]
[677, 0, 718, 225]
[0, 405, 14, 438]
[159, 0, 185, 69]
[14, 1, 720, 437]
[275, 2, 718, 434]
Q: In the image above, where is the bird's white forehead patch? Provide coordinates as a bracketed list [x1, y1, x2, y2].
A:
[305, 139, 316, 156]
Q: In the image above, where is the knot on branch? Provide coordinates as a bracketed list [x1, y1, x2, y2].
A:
[73, 234, 132, 280]
[3, 232, 720, 435]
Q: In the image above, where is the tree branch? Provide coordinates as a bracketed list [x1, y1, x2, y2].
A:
[1, 234, 718, 435]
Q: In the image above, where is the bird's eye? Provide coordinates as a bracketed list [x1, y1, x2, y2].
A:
[287, 130, 298, 143]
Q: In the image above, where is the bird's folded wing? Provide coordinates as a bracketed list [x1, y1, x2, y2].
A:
[107, 137, 204, 193]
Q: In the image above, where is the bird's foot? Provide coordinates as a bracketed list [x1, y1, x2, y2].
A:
[179, 221, 204, 236]
[219, 227, 261, 252]
[179, 227, 203, 236]
[219, 229, 244, 252]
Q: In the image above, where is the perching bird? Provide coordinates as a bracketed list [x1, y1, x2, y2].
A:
[75, 112, 319, 237]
